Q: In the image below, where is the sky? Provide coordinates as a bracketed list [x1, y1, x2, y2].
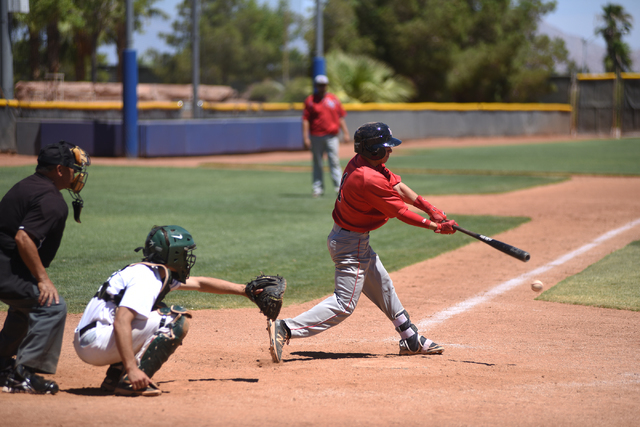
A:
[100, 0, 640, 65]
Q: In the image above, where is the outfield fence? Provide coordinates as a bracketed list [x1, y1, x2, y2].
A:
[576, 73, 640, 136]
[1, 100, 571, 157]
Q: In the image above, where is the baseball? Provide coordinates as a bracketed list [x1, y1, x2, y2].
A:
[531, 280, 544, 292]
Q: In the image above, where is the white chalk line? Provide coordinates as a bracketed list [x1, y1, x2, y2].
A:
[416, 217, 640, 331]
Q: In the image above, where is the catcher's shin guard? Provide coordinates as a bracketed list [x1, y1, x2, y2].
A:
[138, 305, 191, 378]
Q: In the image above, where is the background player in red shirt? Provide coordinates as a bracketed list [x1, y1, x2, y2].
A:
[268, 122, 457, 363]
[302, 75, 350, 198]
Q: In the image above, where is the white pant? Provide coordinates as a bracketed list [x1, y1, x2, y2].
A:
[73, 311, 171, 366]
[285, 223, 405, 338]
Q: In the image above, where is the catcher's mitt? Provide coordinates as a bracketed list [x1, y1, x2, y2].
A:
[245, 275, 286, 320]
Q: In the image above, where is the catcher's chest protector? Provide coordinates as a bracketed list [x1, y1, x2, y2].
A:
[95, 263, 172, 309]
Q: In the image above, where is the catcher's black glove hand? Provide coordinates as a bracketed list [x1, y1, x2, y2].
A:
[245, 275, 286, 320]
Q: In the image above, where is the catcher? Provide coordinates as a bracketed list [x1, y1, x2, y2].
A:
[73, 225, 285, 396]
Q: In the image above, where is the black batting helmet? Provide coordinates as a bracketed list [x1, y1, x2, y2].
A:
[353, 122, 402, 160]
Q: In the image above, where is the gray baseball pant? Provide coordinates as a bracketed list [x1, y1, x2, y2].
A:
[285, 223, 405, 338]
[310, 134, 342, 195]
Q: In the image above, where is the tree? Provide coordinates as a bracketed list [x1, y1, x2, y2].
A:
[325, 50, 415, 103]
[595, 3, 633, 73]
[11, 0, 164, 83]
[104, 0, 167, 82]
[319, 0, 568, 102]
[13, 0, 81, 78]
[306, 0, 375, 57]
[151, 0, 306, 91]
[74, 0, 118, 82]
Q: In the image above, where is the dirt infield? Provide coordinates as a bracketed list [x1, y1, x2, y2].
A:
[1, 136, 639, 427]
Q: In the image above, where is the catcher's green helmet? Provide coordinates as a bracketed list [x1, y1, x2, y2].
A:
[141, 225, 196, 283]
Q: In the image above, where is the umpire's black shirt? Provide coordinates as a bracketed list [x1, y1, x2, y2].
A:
[0, 173, 68, 268]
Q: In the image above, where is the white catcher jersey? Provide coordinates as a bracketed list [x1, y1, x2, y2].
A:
[76, 264, 181, 331]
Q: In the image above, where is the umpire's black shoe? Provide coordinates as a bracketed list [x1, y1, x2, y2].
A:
[268, 319, 290, 363]
[0, 357, 14, 388]
[2, 364, 59, 394]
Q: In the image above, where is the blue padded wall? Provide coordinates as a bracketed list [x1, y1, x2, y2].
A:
[18, 118, 303, 157]
[138, 117, 303, 157]
[40, 121, 96, 154]
[95, 121, 125, 157]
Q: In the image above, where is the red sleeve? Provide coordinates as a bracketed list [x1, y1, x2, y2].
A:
[388, 170, 401, 186]
[396, 209, 433, 229]
[377, 164, 401, 187]
[364, 172, 408, 219]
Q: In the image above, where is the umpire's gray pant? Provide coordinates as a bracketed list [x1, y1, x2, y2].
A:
[285, 223, 404, 338]
[0, 251, 67, 374]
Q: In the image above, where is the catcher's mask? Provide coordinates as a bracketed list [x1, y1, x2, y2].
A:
[353, 122, 402, 160]
[37, 141, 91, 223]
[136, 225, 197, 283]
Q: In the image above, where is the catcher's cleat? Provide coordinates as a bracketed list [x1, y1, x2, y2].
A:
[267, 319, 290, 363]
[2, 364, 59, 394]
[399, 336, 444, 356]
[114, 378, 162, 397]
[100, 362, 124, 392]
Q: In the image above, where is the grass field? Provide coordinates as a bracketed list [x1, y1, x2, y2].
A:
[1, 137, 638, 313]
[537, 240, 640, 311]
[281, 137, 640, 176]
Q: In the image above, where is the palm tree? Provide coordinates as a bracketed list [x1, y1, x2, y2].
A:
[595, 3, 633, 73]
[324, 50, 416, 103]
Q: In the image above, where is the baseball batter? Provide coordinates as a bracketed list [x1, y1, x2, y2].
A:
[268, 122, 457, 363]
[74, 225, 258, 396]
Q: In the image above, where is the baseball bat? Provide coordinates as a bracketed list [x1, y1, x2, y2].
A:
[453, 225, 530, 262]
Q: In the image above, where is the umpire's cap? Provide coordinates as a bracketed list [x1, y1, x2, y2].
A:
[38, 141, 82, 171]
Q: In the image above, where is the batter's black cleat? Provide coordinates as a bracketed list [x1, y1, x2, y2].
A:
[267, 319, 290, 363]
[2, 364, 59, 394]
[100, 362, 124, 392]
[399, 335, 444, 356]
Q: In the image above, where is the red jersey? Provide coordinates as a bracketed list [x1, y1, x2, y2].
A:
[303, 93, 346, 136]
[332, 154, 407, 233]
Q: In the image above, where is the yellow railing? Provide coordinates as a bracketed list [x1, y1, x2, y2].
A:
[1, 99, 572, 112]
[0, 100, 183, 110]
[203, 101, 571, 112]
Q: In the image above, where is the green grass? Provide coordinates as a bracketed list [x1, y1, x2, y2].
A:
[1, 137, 637, 314]
[536, 240, 640, 311]
[391, 138, 640, 176]
[279, 137, 640, 177]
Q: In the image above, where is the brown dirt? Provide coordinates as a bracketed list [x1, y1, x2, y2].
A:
[1, 135, 639, 427]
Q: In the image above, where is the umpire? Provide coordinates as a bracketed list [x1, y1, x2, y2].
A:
[0, 141, 91, 394]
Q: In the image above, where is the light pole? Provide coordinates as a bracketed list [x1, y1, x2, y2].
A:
[123, 0, 138, 157]
[191, 0, 200, 119]
[1, 0, 13, 98]
[312, 0, 325, 91]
